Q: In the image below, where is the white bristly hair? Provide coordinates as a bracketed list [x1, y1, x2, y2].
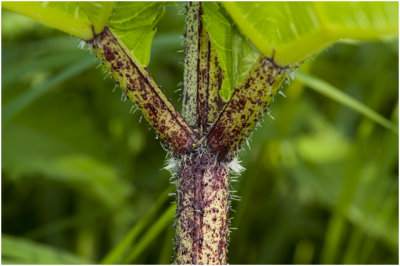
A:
[227, 157, 245, 175]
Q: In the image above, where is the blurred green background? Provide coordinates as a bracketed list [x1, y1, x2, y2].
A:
[2, 5, 398, 264]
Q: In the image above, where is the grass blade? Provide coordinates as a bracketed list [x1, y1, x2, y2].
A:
[122, 204, 176, 264]
[296, 71, 398, 134]
[2, 234, 92, 264]
[2, 36, 80, 64]
[3, 57, 95, 123]
[3, 51, 88, 88]
[100, 186, 173, 264]
[24, 208, 104, 240]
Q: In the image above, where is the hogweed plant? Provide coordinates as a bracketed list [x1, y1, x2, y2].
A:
[3, 1, 398, 264]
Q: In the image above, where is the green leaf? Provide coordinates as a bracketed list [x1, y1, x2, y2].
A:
[109, 26, 157, 67]
[2, 36, 80, 65]
[3, 2, 170, 66]
[2, 234, 92, 264]
[2, 34, 134, 208]
[2, 2, 114, 40]
[231, 26, 261, 92]
[79, 2, 115, 33]
[2, 122, 132, 207]
[201, 2, 232, 100]
[295, 118, 351, 163]
[4, 51, 83, 86]
[122, 204, 176, 263]
[296, 71, 398, 134]
[101, 186, 173, 264]
[223, 2, 398, 66]
[3, 56, 96, 123]
[108, 2, 169, 66]
[202, 2, 261, 101]
[24, 208, 105, 240]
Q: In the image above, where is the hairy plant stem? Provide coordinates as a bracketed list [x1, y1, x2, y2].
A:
[208, 56, 289, 160]
[173, 147, 230, 264]
[89, 27, 197, 155]
[182, 2, 226, 133]
[173, 57, 289, 263]
[89, 10, 290, 265]
[177, 2, 290, 264]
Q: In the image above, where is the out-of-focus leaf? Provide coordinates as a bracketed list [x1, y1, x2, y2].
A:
[122, 204, 176, 263]
[2, 36, 80, 64]
[296, 117, 351, 163]
[2, 123, 132, 207]
[223, 2, 398, 66]
[2, 234, 92, 264]
[296, 71, 398, 134]
[25, 208, 105, 240]
[101, 186, 173, 264]
[2, 32, 134, 208]
[3, 51, 88, 88]
[151, 32, 182, 53]
[3, 56, 96, 122]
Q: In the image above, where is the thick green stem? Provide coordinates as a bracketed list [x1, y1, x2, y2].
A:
[182, 2, 226, 134]
[208, 56, 290, 160]
[175, 3, 292, 264]
[90, 10, 291, 266]
[174, 3, 231, 264]
[89, 27, 197, 155]
[182, 2, 201, 128]
[173, 148, 230, 264]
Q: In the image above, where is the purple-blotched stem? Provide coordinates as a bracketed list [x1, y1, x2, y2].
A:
[174, 148, 230, 264]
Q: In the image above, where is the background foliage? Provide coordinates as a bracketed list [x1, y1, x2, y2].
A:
[2, 5, 398, 264]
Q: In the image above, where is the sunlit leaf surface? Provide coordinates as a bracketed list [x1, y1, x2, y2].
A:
[2, 2, 169, 66]
[223, 2, 398, 66]
[2, 2, 110, 39]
